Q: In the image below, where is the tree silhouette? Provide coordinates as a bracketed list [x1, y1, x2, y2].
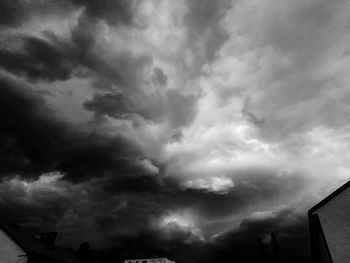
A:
[257, 232, 284, 263]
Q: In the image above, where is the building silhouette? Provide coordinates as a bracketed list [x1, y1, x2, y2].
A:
[124, 258, 175, 263]
[308, 180, 350, 263]
[0, 223, 106, 263]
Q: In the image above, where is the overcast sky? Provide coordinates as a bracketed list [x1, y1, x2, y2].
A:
[1, 0, 350, 262]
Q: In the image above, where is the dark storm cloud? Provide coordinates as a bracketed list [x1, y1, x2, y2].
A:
[0, 35, 76, 82]
[58, 134, 146, 182]
[84, 92, 150, 120]
[0, 76, 311, 262]
[55, 190, 175, 246]
[0, 0, 62, 26]
[0, 169, 312, 262]
[0, 0, 197, 185]
[0, 0, 138, 82]
[1, 0, 198, 129]
[167, 167, 309, 224]
[195, 208, 310, 263]
[0, 62, 186, 241]
[101, 229, 203, 263]
[0, 1, 334, 262]
[87, 167, 310, 252]
[0, 0, 135, 27]
[0, 13, 140, 84]
[0, 74, 153, 183]
[0, 73, 310, 262]
[84, 72, 197, 128]
[95, 206, 310, 263]
[0, 175, 71, 225]
[0, 0, 26, 26]
[0, 173, 202, 251]
[0, 75, 68, 176]
[0, 12, 112, 84]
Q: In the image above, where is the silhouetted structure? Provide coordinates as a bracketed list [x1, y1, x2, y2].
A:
[77, 242, 96, 263]
[124, 257, 176, 263]
[257, 232, 284, 263]
[40, 232, 58, 250]
[0, 223, 80, 262]
[309, 180, 350, 263]
[0, 223, 107, 263]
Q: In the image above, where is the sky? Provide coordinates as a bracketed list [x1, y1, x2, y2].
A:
[0, 0, 350, 262]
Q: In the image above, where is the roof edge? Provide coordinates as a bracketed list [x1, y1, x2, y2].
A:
[308, 180, 350, 215]
[0, 224, 29, 254]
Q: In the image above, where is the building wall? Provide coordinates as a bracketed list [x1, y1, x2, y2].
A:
[0, 229, 27, 263]
[309, 215, 332, 263]
[316, 187, 350, 263]
[124, 258, 175, 263]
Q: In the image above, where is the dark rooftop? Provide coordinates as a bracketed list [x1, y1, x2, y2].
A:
[0, 223, 81, 263]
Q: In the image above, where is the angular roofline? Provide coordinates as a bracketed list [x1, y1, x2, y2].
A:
[0, 224, 81, 263]
[308, 180, 350, 215]
[0, 224, 28, 253]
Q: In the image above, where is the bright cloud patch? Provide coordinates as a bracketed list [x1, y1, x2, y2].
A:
[159, 212, 204, 243]
[183, 176, 234, 193]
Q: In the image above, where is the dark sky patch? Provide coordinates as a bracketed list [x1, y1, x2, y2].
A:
[0, 75, 69, 177]
[0, 74, 151, 183]
[0, 35, 76, 82]
[94, 207, 310, 263]
[0, 0, 135, 27]
[0, 0, 26, 26]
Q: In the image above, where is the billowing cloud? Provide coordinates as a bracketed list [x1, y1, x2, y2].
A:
[0, 0, 350, 262]
[0, 35, 76, 81]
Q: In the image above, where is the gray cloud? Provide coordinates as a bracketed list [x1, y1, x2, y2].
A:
[1, 1, 350, 262]
[69, 0, 135, 26]
[184, 0, 232, 76]
[0, 35, 76, 82]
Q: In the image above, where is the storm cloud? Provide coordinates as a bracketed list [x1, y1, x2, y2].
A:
[0, 0, 350, 262]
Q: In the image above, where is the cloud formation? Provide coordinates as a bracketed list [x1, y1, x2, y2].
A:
[1, 0, 350, 262]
